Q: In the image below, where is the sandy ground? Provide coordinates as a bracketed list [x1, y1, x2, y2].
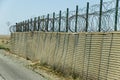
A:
[0, 35, 10, 49]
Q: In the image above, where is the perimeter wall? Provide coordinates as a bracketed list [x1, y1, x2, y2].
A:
[10, 32, 120, 80]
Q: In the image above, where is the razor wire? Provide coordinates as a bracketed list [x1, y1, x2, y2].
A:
[10, 0, 120, 33]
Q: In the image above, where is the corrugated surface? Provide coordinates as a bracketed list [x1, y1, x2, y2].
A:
[11, 32, 120, 80]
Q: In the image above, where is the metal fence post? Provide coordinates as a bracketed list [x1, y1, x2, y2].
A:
[59, 10, 61, 32]
[38, 16, 40, 31]
[23, 21, 25, 32]
[28, 19, 29, 31]
[114, 0, 119, 31]
[86, 2, 89, 32]
[75, 5, 78, 32]
[98, 0, 103, 32]
[24, 21, 25, 32]
[20, 22, 22, 32]
[17, 23, 19, 32]
[53, 12, 55, 32]
[42, 16, 45, 31]
[30, 18, 32, 31]
[16, 23, 18, 32]
[46, 14, 49, 31]
[66, 8, 69, 32]
[25, 20, 27, 32]
[34, 17, 36, 31]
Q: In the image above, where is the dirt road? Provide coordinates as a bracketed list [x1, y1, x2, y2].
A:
[0, 50, 47, 80]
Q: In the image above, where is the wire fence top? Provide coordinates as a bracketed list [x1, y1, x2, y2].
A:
[10, 0, 120, 33]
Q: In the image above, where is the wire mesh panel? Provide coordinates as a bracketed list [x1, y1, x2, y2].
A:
[18, 33, 22, 55]
[44, 33, 52, 65]
[32, 32, 38, 61]
[21, 33, 26, 57]
[53, 33, 65, 71]
[60, 34, 69, 73]
[98, 33, 112, 80]
[10, 33, 14, 52]
[63, 34, 75, 75]
[39, 33, 47, 64]
[72, 33, 85, 78]
[10, 32, 120, 80]
[47, 33, 57, 66]
[26, 32, 32, 60]
[23, 33, 27, 58]
[43, 33, 51, 64]
[86, 34, 103, 80]
[12, 33, 16, 53]
[107, 33, 120, 80]
[13, 33, 16, 53]
[82, 34, 92, 80]
[35, 32, 42, 60]
[39, 33, 45, 64]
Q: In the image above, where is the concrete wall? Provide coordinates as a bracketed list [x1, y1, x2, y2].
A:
[11, 32, 120, 80]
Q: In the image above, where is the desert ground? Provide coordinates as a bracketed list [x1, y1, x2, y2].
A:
[0, 35, 10, 49]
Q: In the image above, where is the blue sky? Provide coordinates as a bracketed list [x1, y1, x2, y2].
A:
[0, 0, 110, 35]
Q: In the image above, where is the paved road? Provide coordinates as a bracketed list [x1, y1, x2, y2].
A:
[0, 50, 47, 80]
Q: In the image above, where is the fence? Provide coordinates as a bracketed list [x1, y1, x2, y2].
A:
[9, 0, 120, 79]
[11, 32, 120, 80]
[9, 0, 120, 33]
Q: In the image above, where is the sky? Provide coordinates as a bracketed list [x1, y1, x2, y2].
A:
[0, 0, 111, 35]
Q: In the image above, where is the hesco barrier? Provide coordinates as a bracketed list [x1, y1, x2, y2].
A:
[10, 32, 120, 80]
